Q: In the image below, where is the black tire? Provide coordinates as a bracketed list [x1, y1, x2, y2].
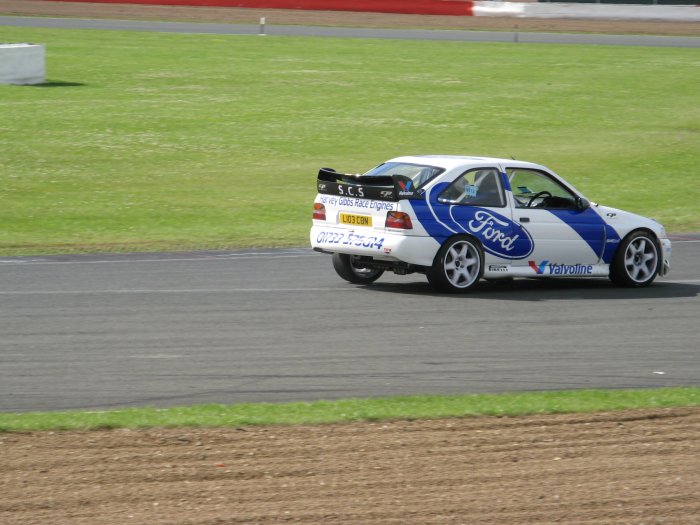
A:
[609, 230, 660, 287]
[332, 253, 384, 285]
[426, 235, 484, 293]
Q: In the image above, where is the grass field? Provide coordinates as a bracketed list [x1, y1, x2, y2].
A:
[1, 27, 698, 255]
[1, 387, 698, 432]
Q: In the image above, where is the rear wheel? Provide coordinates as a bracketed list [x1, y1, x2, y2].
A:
[609, 230, 660, 287]
[427, 236, 484, 293]
[332, 253, 384, 285]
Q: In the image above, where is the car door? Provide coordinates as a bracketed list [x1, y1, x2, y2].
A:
[430, 167, 529, 265]
[506, 167, 605, 271]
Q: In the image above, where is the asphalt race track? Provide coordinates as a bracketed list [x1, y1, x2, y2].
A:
[1, 237, 698, 412]
[1, 15, 700, 47]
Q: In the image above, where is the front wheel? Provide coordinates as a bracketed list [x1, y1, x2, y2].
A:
[332, 253, 384, 285]
[609, 231, 660, 287]
[426, 236, 484, 293]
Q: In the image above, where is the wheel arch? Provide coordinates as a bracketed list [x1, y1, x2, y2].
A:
[613, 227, 663, 271]
[437, 232, 484, 255]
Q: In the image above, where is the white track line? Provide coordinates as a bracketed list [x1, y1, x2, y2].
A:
[0, 287, 359, 295]
[0, 252, 320, 266]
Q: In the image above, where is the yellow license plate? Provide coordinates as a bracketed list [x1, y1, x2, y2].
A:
[339, 213, 372, 227]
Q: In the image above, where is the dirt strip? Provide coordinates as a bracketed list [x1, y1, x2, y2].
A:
[2, 408, 699, 524]
[1, 0, 699, 35]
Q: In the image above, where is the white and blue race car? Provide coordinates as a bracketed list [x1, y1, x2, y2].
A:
[310, 156, 671, 293]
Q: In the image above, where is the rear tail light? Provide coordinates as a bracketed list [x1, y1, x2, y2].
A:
[313, 203, 326, 221]
[385, 211, 413, 230]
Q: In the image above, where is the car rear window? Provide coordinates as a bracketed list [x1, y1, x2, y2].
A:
[364, 162, 443, 188]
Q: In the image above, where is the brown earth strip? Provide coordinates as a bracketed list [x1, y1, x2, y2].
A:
[2, 408, 699, 524]
[1, 0, 699, 36]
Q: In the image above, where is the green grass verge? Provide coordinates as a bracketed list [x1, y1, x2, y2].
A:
[1, 28, 698, 255]
[1, 388, 698, 432]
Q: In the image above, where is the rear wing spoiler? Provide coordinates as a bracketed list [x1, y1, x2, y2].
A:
[316, 168, 420, 202]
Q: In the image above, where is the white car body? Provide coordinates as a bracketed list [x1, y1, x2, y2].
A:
[311, 155, 671, 291]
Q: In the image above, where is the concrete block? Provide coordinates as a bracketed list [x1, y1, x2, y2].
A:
[0, 43, 46, 85]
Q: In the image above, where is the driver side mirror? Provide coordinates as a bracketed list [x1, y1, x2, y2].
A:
[576, 197, 590, 210]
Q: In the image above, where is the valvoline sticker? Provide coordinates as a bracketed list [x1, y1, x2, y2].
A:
[410, 183, 534, 260]
[395, 175, 418, 199]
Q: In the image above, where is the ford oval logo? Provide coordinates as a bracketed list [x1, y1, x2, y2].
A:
[449, 208, 534, 260]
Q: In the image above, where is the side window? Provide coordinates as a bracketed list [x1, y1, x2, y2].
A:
[508, 168, 577, 209]
[438, 168, 505, 207]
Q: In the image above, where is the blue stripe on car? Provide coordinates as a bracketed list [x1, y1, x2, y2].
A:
[546, 209, 621, 263]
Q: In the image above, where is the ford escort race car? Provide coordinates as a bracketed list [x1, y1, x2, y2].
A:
[310, 156, 671, 293]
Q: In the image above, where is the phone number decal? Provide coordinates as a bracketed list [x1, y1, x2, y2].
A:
[316, 231, 385, 250]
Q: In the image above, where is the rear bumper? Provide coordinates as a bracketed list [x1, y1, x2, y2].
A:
[310, 225, 440, 267]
